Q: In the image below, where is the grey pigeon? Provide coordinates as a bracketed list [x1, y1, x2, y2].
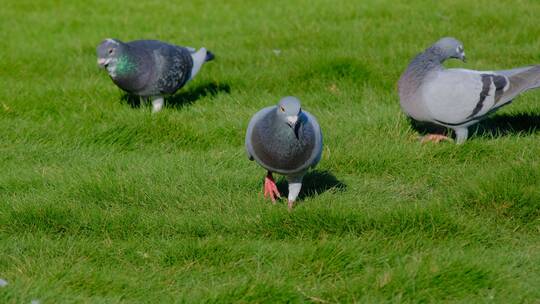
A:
[97, 38, 214, 112]
[398, 37, 540, 144]
[245, 96, 323, 210]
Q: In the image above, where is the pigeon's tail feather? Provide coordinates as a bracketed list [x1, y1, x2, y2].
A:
[186, 47, 214, 62]
[503, 65, 540, 101]
[205, 50, 215, 62]
[189, 48, 211, 81]
[497, 65, 538, 77]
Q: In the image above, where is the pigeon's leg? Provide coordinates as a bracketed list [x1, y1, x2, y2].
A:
[286, 175, 304, 211]
[151, 97, 164, 113]
[420, 134, 452, 143]
[263, 171, 281, 203]
[454, 127, 469, 144]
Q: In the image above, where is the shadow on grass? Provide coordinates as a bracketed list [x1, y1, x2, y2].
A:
[408, 118, 450, 136]
[473, 113, 540, 138]
[121, 82, 231, 110]
[408, 112, 540, 140]
[276, 170, 346, 202]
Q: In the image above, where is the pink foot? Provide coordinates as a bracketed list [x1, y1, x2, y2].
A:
[421, 134, 452, 143]
[263, 172, 281, 203]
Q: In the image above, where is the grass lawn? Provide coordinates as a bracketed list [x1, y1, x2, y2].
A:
[1, 0, 540, 302]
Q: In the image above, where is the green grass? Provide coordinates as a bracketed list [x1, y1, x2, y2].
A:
[1, 0, 540, 302]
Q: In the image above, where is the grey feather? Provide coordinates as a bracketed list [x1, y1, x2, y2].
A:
[398, 37, 540, 143]
[97, 39, 213, 100]
[499, 65, 540, 102]
[246, 107, 322, 175]
[245, 97, 323, 204]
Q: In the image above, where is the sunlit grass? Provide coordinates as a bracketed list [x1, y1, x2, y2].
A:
[1, 0, 539, 302]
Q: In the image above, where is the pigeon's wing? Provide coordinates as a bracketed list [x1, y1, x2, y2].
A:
[303, 111, 323, 168]
[245, 107, 274, 161]
[153, 44, 193, 94]
[422, 69, 511, 126]
[126, 40, 193, 94]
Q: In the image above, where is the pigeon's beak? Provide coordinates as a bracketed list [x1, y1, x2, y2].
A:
[287, 115, 298, 126]
[287, 115, 300, 139]
[461, 52, 466, 63]
[97, 58, 108, 68]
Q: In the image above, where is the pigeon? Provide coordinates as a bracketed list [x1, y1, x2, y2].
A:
[96, 38, 214, 112]
[398, 37, 540, 144]
[245, 96, 323, 210]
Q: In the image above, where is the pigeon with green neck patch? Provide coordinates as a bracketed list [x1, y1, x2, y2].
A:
[97, 38, 214, 112]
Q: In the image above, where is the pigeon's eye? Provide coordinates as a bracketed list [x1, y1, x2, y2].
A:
[108, 48, 114, 54]
[280, 106, 285, 112]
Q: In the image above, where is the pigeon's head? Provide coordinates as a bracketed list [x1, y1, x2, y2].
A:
[277, 96, 303, 139]
[433, 37, 466, 62]
[96, 38, 124, 75]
